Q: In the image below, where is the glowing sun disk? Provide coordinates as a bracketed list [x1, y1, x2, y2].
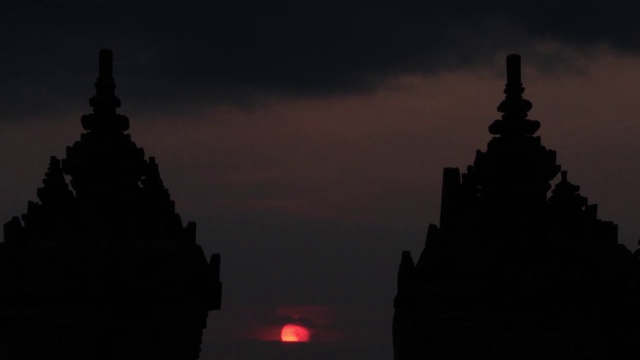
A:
[281, 324, 310, 342]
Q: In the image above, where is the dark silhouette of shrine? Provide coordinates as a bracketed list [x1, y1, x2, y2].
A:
[0, 50, 221, 360]
[393, 55, 640, 359]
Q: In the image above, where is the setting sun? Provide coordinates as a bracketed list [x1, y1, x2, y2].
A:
[280, 324, 310, 342]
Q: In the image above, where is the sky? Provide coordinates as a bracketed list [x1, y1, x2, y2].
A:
[2, 1, 640, 359]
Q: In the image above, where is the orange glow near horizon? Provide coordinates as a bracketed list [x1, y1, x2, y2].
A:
[280, 324, 310, 342]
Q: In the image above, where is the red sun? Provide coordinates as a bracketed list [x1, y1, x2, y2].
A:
[280, 323, 310, 342]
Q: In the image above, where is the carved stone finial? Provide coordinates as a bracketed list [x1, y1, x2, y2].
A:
[506, 54, 521, 87]
[549, 170, 588, 210]
[488, 54, 539, 137]
[89, 49, 121, 115]
[81, 49, 129, 132]
[98, 49, 113, 80]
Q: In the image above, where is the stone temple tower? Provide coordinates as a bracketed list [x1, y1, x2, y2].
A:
[393, 55, 640, 359]
[0, 50, 221, 360]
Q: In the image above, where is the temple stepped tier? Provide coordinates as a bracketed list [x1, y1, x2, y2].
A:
[0, 50, 221, 360]
[393, 55, 640, 360]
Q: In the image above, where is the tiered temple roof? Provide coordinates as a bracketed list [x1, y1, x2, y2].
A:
[393, 55, 640, 360]
[0, 50, 221, 360]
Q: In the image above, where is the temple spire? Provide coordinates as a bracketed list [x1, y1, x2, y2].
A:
[81, 49, 129, 132]
[488, 54, 540, 137]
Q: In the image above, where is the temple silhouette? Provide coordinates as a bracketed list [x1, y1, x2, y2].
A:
[393, 55, 640, 359]
[0, 50, 221, 360]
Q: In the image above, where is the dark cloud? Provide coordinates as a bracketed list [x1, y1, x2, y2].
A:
[1, 1, 639, 118]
